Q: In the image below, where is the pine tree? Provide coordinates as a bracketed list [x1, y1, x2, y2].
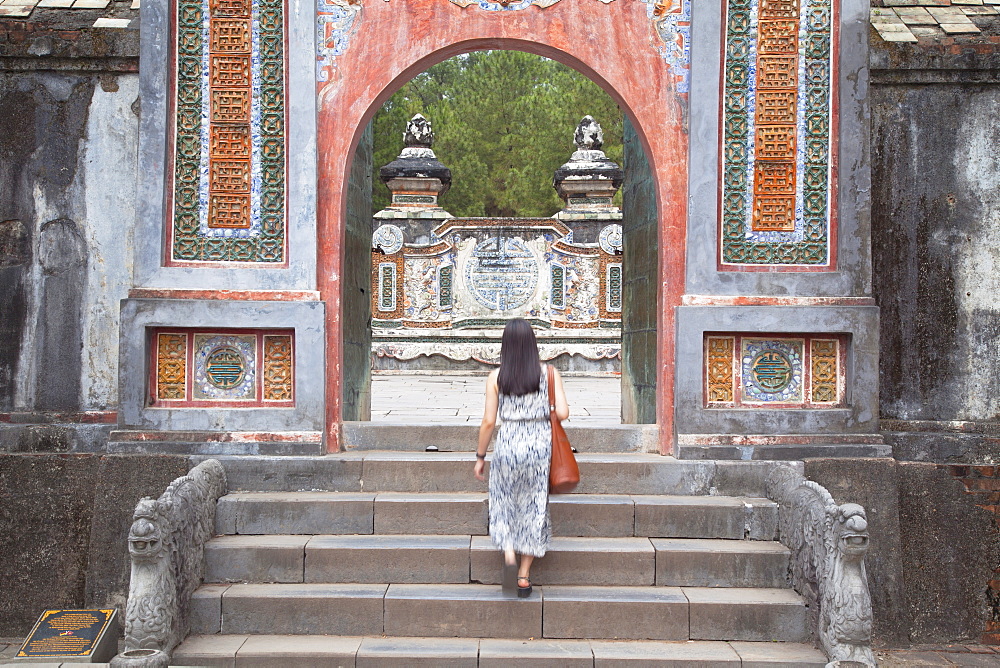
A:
[371, 51, 624, 217]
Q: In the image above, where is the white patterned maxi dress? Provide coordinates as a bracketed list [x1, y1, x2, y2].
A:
[488, 366, 552, 557]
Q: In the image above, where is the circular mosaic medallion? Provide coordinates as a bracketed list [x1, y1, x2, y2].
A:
[750, 350, 793, 393]
[372, 224, 404, 255]
[466, 237, 538, 311]
[206, 346, 246, 389]
[599, 224, 623, 255]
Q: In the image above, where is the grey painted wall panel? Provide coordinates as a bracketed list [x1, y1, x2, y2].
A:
[686, 0, 872, 297]
[119, 298, 325, 432]
[675, 305, 879, 435]
[133, 0, 317, 290]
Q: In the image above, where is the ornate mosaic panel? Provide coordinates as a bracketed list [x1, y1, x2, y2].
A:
[811, 338, 839, 403]
[156, 333, 188, 400]
[741, 337, 804, 403]
[371, 218, 618, 338]
[705, 333, 846, 408]
[316, 0, 361, 82]
[721, 0, 835, 266]
[371, 251, 404, 321]
[641, 0, 693, 94]
[151, 329, 294, 406]
[439, 265, 454, 308]
[405, 257, 448, 322]
[706, 336, 735, 403]
[465, 237, 539, 312]
[551, 264, 565, 309]
[377, 262, 397, 312]
[171, 0, 286, 263]
[606, 263, 622, 313]
[263, 334, 294, 401]
[554, 252, 601, 327]
[193, 334, 257, 400]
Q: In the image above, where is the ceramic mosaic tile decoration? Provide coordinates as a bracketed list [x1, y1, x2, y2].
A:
[170, 0, 286, 263]
[152, 329, 294, 406]
[705, 333, 844, 407]
[721, 0, 835, 266]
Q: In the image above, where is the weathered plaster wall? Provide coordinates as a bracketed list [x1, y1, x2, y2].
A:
[872, 50, 1000, 427]
[807, 457, 999, 646]
[0, 454, 190, 637]
[805, 458, 906, 646]
[895, 462, 998, 643]
[0, 71, 137, 420]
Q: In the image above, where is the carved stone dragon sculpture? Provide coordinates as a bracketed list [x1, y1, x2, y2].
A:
[112, 459, 226, 667]
[766, 465, 876, 667]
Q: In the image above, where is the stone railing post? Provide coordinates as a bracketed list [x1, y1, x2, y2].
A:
[110, 459, 227, 668]
[766, 464, 876, 667]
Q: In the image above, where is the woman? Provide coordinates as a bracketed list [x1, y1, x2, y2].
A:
[473, 318, 570, 597]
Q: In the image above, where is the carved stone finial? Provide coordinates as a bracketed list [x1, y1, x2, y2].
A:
[553, 116, 622, 217]
[574, 115, 603, 151]
[378, 114, 452, 213]
[404, 114, 434, 148]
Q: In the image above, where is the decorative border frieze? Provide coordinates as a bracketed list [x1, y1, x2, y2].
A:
[374, 340, 620, 365]
[448, 0, 616, 9]
[640, 0, 692, 94]
[316, 0, 363, 83]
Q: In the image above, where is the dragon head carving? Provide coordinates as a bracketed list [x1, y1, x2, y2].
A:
[128, 498, 166, 562]
[835, 503, 869, 559]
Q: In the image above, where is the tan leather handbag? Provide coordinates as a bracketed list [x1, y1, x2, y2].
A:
[547, 365, 579, 494]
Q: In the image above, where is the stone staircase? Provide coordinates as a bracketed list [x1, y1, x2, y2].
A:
[171, 451, 829, 666]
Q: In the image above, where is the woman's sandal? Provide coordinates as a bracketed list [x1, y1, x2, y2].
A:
[517, 576, 532, 598]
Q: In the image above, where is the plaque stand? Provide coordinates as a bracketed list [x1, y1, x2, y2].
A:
[13, 609, 118, 664]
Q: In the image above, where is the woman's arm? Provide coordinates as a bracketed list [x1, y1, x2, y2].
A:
[552, 366, 570, 421]
[474, 369, 500, 481]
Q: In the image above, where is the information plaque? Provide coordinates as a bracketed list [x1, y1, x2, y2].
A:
[15, 609, 117, 663]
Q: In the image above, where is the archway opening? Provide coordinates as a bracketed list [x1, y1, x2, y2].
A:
[339, 49, 660, 428]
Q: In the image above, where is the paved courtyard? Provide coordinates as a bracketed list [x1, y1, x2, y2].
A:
[371, 373, 623, 424]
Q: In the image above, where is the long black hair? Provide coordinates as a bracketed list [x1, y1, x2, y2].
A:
[497, 318, 542, 397]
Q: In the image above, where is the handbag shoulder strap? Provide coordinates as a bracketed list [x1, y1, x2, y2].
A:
[547, 364, 556, 414]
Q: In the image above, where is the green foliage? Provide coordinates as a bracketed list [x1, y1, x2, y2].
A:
[372, 51, 624, 217]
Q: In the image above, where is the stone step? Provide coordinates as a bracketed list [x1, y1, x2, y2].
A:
[650, 538, 790, 588]
[214, 491, 779, 540]
[191, 583, 810, 642]
[342, 421, 660, 453]
[203, 534, 789, 588]
[171, 635, 829, 667]
[108, 429, 325, 456]
[468, 537, 788, 588]
[201, 452, 799, 496]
